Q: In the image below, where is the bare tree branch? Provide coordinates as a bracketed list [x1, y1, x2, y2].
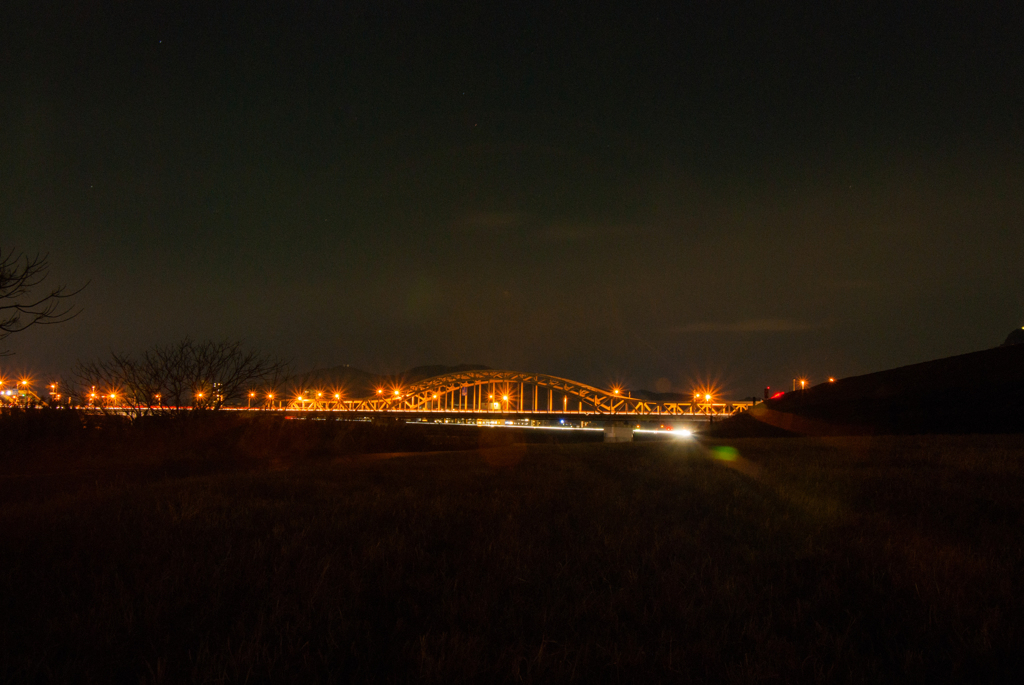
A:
[76, 339, 286, 419]
[0, 248, 86, 355]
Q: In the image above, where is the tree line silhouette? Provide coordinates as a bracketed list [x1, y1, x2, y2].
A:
[76, 339, 285, 418]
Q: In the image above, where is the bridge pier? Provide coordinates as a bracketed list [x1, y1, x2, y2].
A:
[603, 421, 633, 443]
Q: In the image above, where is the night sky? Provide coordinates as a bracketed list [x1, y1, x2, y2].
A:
[3, 1, 1023, 397]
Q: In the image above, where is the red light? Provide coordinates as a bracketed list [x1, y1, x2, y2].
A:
[770, 391, 785, 400]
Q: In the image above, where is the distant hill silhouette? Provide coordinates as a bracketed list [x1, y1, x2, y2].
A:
[634, 389, 692, 402]
[289, 364, 491, 398]
[711, 343, 1024, 437]
[288, 365, 379, 396]
[400, 364, 492, 382]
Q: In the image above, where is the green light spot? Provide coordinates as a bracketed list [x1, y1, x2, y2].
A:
[711, 446, 739, 462]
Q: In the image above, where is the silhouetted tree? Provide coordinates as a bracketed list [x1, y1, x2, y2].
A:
[77, 339, 285, 418]
[0, 248, 84, 355]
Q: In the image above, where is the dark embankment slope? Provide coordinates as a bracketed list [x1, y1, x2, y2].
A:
[713, 343, 1024, 437]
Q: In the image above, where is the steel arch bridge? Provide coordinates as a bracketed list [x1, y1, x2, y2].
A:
[288, 370, 752, 417]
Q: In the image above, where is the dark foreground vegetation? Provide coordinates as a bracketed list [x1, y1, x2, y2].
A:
[1, 413, 1022, 683]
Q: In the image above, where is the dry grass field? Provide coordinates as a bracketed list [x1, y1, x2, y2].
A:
[1, 416, 1022, 683]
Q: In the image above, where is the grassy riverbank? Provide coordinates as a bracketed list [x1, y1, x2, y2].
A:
[1, 432, 1022, 682]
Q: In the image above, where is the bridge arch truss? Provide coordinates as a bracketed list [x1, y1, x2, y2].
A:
[317, 370, 748, 417]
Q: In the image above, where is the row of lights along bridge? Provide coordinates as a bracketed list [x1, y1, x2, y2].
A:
[2, 376, 837, 409]
[0, 380, 716, 410]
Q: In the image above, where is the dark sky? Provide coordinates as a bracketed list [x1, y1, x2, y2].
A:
[3, 1, 1023, 396]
